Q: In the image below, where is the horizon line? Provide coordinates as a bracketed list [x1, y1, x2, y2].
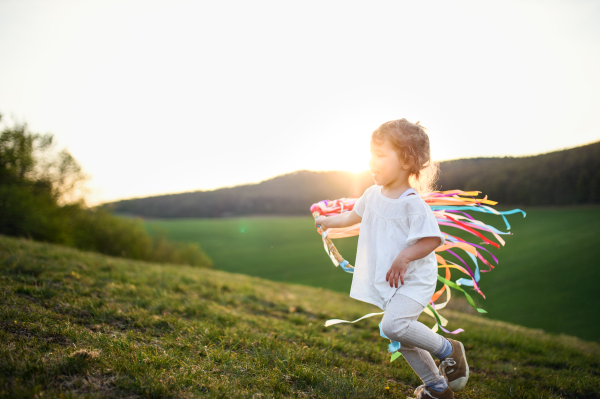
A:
[99, 139, 600, 205]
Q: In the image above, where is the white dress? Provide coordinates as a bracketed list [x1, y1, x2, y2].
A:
[351, 185, 446, 310]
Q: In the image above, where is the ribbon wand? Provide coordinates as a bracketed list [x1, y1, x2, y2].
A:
[310, 190, 525, 362]
[312, 211, 355, 272]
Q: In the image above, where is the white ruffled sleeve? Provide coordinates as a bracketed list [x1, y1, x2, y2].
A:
[405, 211, 446, 248]
[353, 186, 373, 217]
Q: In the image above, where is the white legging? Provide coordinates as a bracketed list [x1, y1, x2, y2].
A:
[381, 293, 446, 386]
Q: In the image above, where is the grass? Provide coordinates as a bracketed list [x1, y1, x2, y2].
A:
[463, 206, 600, 343]
[144, 207, 600, 343]
[1, 235, 599, 398]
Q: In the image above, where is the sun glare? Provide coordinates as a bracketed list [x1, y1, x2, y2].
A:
[340, 154, 370, 173]
[0, 1, 598, 203]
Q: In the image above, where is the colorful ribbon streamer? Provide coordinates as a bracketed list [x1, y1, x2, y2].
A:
[311, 189, 524, 362]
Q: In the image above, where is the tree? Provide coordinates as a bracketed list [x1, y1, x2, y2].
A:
[0, 113, 212, 267]
[0, 114, 87, 204]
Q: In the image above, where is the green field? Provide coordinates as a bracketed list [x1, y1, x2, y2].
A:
[145, 216, 356, 293]
[1, 235, 599, 398]
[145, 207, 600, 343]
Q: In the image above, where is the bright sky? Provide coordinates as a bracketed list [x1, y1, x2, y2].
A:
[1, 0, 599, 204]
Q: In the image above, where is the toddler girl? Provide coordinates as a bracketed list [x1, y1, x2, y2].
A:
[315, 119, 468, 399]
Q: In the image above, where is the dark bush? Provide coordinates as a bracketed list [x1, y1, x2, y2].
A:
[0, 114, 212, 268]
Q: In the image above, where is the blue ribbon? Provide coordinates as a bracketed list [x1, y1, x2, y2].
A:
[435, 218, 511, 235]
[444, 236, 481, 287]
[339, 259, 354, 274]
[431, 206, 526, 230]
[379, 322, 401, 353]
[455, 252, 481, 287]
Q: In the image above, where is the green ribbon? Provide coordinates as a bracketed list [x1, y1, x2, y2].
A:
[437, 276, 487, 313]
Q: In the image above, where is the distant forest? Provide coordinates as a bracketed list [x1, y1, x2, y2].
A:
[106, 141, 600, 218]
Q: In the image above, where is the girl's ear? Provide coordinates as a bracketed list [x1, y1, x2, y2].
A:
[403, 155, 415, 170]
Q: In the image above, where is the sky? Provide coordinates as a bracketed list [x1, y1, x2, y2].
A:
[1, 0, 599, 205]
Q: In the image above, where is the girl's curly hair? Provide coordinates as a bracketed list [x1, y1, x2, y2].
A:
[371, 119, 439, 193]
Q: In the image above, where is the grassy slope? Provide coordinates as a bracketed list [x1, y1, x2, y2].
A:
[144, 207, 600, 343]
[1, 236, 599, 399]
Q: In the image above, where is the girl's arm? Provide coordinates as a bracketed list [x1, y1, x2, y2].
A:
[314, 209, 362, 230]
[386, 236, 441, 288]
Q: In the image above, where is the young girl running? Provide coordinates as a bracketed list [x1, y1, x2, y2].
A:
[315, 119, 468, 399]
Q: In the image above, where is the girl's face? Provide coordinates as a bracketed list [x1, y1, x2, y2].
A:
[369, 138, 410, 187]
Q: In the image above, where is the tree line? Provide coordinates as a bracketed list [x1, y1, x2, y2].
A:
[437, 142, 600, 206]
[106, 140, 600, 218]
[0, 115, 212, 267]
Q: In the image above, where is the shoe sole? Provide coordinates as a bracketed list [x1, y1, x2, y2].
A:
[448, 341, 469, 392]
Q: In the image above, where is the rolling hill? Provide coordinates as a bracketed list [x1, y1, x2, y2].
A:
[105, 141, 600, 218]
[1, 235, 599, 398]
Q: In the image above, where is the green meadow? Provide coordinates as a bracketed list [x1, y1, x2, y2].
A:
[144, 207, 600, 343]
[1, 235, 599, 398]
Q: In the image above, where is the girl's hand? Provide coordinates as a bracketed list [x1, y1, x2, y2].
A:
[314, 210, 361, 231]
[315, 216, 330, 230]
[386, 254, 410, 288]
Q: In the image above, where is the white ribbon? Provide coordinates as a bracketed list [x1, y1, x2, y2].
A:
[325, 312, 384, 327]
